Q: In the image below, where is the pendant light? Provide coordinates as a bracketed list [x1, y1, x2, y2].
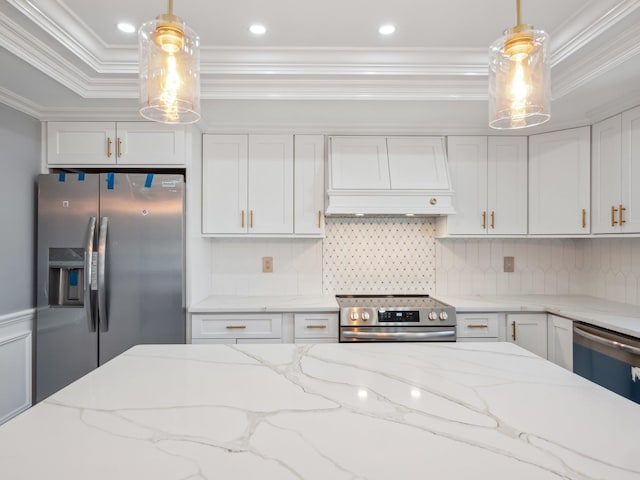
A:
[488, 0, 550, 129]
[139, 0, 200, 124]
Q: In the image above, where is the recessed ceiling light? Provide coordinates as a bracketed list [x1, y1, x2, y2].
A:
[117, 22, 136, 34]
[249, 24, 267, 35]
[378, 24, 396, 35]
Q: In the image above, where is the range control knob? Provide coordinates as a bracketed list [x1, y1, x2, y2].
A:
[362, 312, 370, 321]
[350, 311, 359, 321]
[428, 311, 438, 321]
[439, 311, 449, 321]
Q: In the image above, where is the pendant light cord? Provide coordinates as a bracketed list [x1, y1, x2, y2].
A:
[516, 0, 521, 26]
[168, 0, 174, 15]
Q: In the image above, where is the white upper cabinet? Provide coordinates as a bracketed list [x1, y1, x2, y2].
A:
[202, 135, 248, 235]
[594, 106, 640, 233]
[529, 127, 591, 235]
[294, 135, 325, 235]
[329, 136, 389, 189]
[444, 136, 526, 235]
[47, 122, 185, 166]
[248, 135, 294, 234]
[202, 134, 294, 236]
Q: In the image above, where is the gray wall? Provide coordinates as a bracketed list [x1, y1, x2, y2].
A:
[0, 104, 41, 316]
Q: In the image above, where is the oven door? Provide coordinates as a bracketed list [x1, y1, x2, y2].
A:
[573, 323, 640, 404]
[340, 326, 456, 342]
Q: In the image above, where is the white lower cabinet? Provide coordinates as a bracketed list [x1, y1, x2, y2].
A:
[456, 313, 501, 341]
[191, 313, 282, 343]
[0, 313, 32, 424]
[547, 314, 573, 371]
[506, 313, 548, 359]
[294, 313, 339, 343]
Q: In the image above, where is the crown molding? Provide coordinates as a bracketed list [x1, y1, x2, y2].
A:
[553, 19, 640, 100]
[550, 0, 640, 65]
[585, 93, 640, 123]
[0, 85, 41, 118]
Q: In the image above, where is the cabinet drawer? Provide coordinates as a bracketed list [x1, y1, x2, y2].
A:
[294, 313, 339, 338]
[457, 314, 499, 338]
[192, 313, 282, 339]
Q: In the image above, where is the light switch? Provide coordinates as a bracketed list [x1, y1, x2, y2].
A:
[504, 256, 515, 273]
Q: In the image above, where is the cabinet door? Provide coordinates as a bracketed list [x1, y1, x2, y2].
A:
[248, 135, 294, 234]
[547, 315, 573, 371]
[529, 127, 590, 234]
[47, 122, 116, 165]
[592, 115, 622, 233]
[456, 313, 499, 339]
[191, 313, 283, 340]
[294, 313, 339, 339]
[488, 136, 528, 235]
[116, 122, 185, 165]
[387, 137, 449, 189]
[294, 135, 325, 235]
[507, 313, 548, 358]
[329, 136, 390, 189]
[621, 106, 640, 233]
[446, 137, 488, 235]
[202, 135, 248, 234]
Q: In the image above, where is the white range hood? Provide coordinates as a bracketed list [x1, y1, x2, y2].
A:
[325, 136, 456, 216]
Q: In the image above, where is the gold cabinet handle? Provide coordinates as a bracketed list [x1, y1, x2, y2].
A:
[512, 320, 516, 341]
[225, 325, 247, 329]
[117, 137, 122, 158]
[620, 204, 626, 225]
[611, 205, 619, 227]
[581, 208, 587, 229]
[306, 325, 327, 329]
[317, 210, 322, 229]
[467, 324, 489, 329]
[482, 211, 487, 229]
[490, 211, 495, 229]
[250, 210, 254, 228]
[107, 137, 112, 158]
[241, 210, 245, 228]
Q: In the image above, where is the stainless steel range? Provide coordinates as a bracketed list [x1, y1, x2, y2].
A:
[337, 294, 456, 342]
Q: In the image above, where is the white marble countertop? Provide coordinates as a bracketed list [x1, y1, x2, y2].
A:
[190, 294, 339, 313]
[1, 343, 639, 479]
[437, 294, 640, 338]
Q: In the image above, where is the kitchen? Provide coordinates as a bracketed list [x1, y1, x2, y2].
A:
[1, 0, 640, 478]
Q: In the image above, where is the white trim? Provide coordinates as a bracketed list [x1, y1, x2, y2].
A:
[0, 308, 35, 328]
[0, 330, 32, 425]
[0, 86, 41, 118]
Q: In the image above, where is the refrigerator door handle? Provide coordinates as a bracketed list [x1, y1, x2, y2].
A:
[98, 216, 109, 332]
[85, 217, 97, 332]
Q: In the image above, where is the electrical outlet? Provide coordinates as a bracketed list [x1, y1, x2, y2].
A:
[504, 256, 515, 273]
[262, 256, 273, 273]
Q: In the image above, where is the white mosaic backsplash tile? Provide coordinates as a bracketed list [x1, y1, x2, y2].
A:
[323, 217, 436, 294]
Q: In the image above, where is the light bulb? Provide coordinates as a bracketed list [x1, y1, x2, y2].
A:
[160, 54, 182, 122]
[507, 54, 531, 128]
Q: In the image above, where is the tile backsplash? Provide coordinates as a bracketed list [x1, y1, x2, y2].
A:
[207, 219, 640, 307]
[323, 217, 436, 294]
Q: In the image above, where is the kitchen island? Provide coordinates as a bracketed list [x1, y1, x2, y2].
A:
[1, 343, 639, 479]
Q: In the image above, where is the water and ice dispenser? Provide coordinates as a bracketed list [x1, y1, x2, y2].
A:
[48, 248, 84, 307]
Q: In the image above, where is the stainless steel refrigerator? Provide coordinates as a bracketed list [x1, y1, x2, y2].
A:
[36, 173, 185, 402]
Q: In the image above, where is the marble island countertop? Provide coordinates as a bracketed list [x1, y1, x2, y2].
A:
[1, 343, 639, 479]
[437, 294, 640, 338]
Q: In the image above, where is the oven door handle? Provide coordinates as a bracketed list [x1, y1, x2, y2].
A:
[574, 326, 640, 356]
[342, 330, 456, 340]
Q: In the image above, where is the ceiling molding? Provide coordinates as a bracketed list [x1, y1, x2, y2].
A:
[0, 85, 41, 118]
[585, 93, 640, 123]
[552, 20, 640, 99]
[550, 0, 640, 65]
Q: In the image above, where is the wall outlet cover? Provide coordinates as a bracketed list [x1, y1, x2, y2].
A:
[262, 256, 273, 273]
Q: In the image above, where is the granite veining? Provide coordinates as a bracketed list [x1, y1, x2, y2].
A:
[1, 343, 639, 479]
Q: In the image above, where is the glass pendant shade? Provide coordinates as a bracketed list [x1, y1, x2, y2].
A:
[489, 25, 550, 129]
[139, 13, 200, 124]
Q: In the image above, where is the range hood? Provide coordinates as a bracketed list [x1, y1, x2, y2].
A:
[325, 136, 456, 216]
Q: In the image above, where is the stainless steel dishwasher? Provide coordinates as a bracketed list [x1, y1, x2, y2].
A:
[573, 322, 640, 404]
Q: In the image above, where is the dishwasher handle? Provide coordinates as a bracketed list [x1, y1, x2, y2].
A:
[574, 325, 640, 356]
